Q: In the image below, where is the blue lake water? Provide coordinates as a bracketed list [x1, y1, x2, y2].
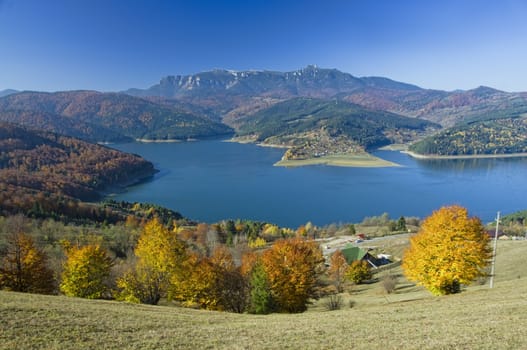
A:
[111, 140, 527, 227]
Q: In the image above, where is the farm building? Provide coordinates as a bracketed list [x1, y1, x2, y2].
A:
[340, 245, 383, 268]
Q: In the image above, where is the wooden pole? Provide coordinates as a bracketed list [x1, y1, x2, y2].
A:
[489, 211, 500, 288]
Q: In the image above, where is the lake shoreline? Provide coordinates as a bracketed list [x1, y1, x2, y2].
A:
[403, 150, 527, 160]
[135, 138, 186, 143]
[99, 168, 158, 198]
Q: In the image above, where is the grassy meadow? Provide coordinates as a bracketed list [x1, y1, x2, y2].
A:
[1, 240, 526, 349]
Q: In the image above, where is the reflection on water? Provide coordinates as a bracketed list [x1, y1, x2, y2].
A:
[417, 157, 527, 171]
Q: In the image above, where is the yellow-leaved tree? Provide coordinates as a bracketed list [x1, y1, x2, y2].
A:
[117, 218, 187, 305]
[261, 238, 324, 313]
[402, 205, 491, 295]
[345, 260, 372, 284]
[60, 244, 113, 299]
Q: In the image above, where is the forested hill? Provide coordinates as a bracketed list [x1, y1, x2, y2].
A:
[0, 122, 157, 218]
[236, 98, 440, 150]
[0, 91, 232, 142]
[409, 117, 527, 156]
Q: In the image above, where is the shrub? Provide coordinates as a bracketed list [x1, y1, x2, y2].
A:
[323, 294, 343, 311]
[382, 274, 398, 294]
[248, 237, 266, 249]
[345, 260, 372, 284]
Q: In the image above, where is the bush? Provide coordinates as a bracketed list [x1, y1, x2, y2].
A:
[345, 261, 372, 284]
[248, 237, 266, 249]
[323, 294, 343, 311]
[382, 274, 398, 294]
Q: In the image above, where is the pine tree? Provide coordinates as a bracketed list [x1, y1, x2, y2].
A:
[248, 262, 274, 314]
[396, 216, 407, 231]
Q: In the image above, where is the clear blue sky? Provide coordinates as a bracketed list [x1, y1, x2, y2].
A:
[1, 0, 526, 92]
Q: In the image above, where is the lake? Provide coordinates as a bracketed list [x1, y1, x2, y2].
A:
[111, 140, 527, 228]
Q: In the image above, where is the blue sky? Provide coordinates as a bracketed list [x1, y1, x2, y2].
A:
[1, 0, 526, 92]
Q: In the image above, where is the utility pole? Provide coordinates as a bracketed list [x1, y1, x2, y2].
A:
[489, 211, 500, 288]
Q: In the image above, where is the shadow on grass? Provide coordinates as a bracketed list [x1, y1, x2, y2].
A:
[394, 283, 417, 292]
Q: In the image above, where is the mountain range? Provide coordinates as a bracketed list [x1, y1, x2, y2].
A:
[125, 65, 527, 129]
[1, 66, 527, 156]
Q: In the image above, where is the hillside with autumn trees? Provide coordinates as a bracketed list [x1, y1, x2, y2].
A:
[409, 116, 527, 156]
[0, 122, 161, 221]
[2, 204, 525, 320]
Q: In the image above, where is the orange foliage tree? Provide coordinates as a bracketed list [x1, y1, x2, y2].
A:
[261, 238, 324, 313]
[0, 232, 54, 294]
[169, 246, 247, 312]
[402, 205, 491, 295]
[328, 250, 348, 292]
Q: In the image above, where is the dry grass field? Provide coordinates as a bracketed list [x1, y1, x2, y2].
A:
[1, 240, 526, 349]
[274, 153, 399, 168]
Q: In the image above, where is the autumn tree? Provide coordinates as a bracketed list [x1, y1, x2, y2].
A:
[248, 237, 266, 249]
[0, 232, 54, 294]
[169, 246, 247, 312]
[117, 218, 187, 304]
[402, 205, 491, 295]
[328, 250, 348, 292]
[209, 246, 247, 313]
[168, 253, 214, 310]
[261, 238, 324, 313]
[345, 260, 372, 284]
[240, 250, 259, 277]
[60, 244, 113, 299]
